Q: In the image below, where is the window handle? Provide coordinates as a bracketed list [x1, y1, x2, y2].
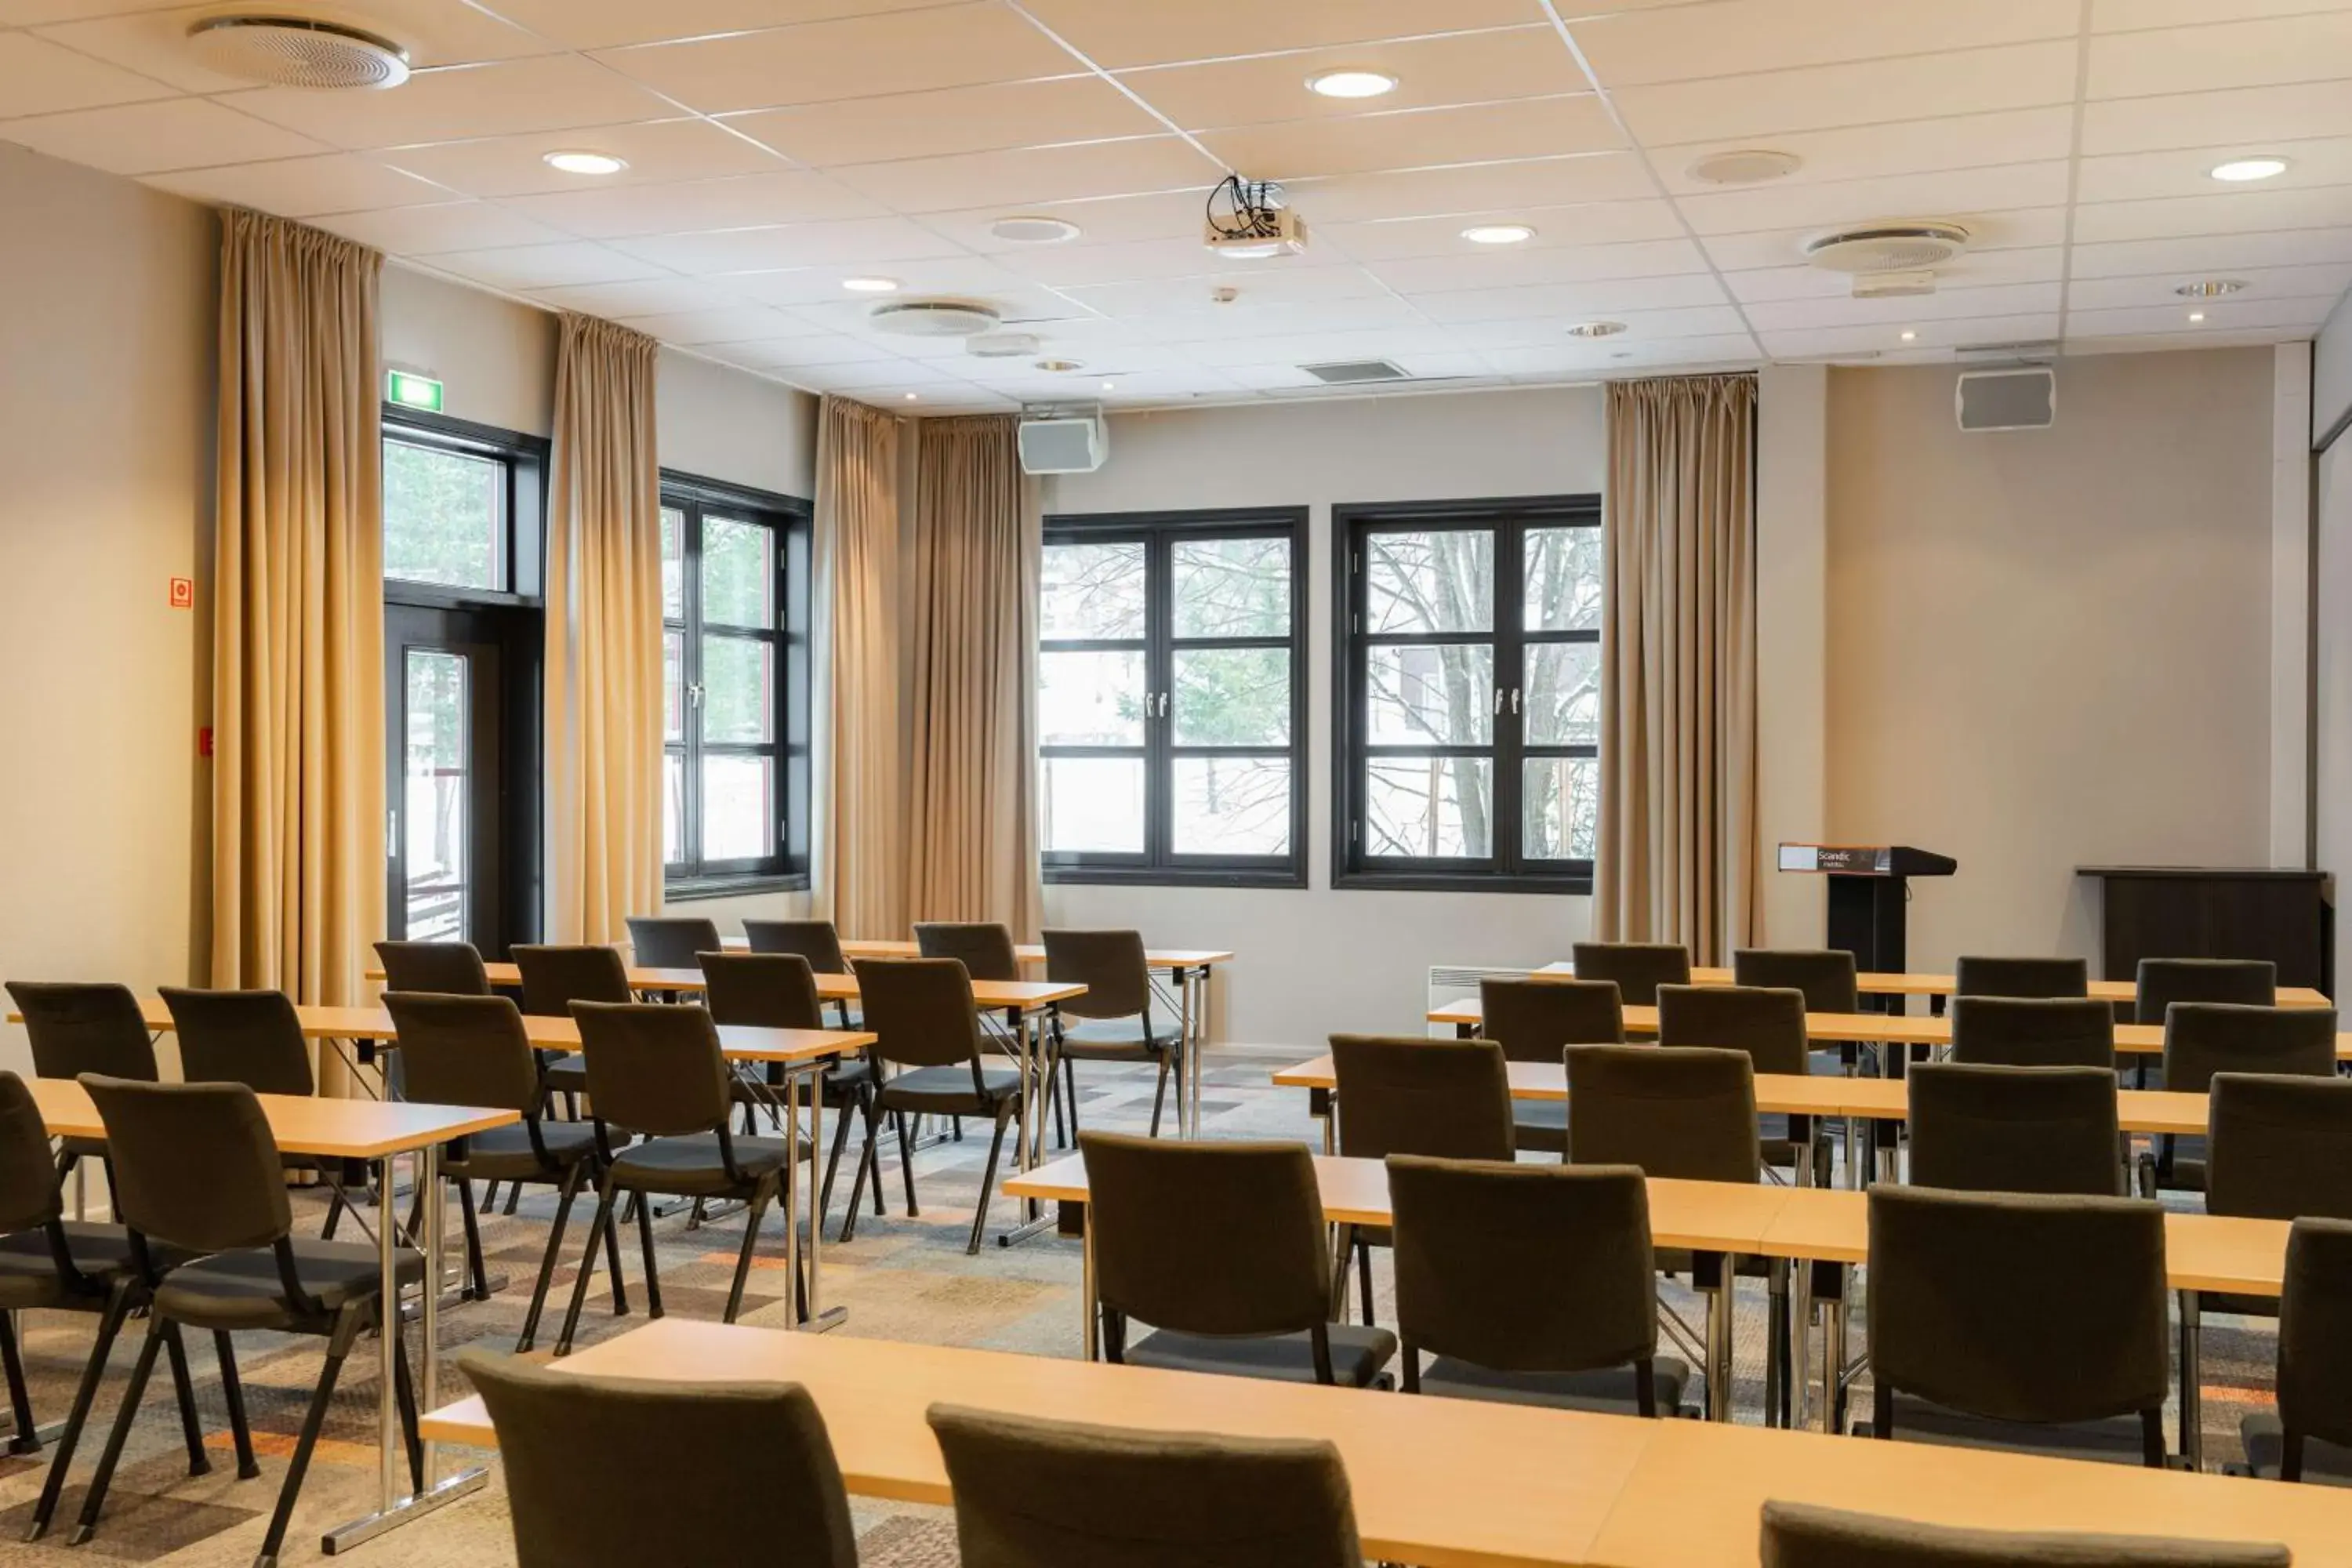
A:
[1511, 688, 1522, 716]
[1158, 692, 1170, 719]
[1493, 688, 1504, 716]
[688, 682, 704, 709]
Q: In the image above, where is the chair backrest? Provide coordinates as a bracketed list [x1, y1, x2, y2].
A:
[1328, 1036, 1513, 1162]
[569, 1001, 734, 1138]
[698, 952, 826, 1033]
[4, 980, 158, 1082]
[624, 917, 724, 971]
[159, 986, 314, 1097]
[914, 922, 1019, 982]
[0, 1073, 63, 1236]
[927, 1403, 1360, 1568]
[1905, 1063, 2123, 1196]
[512, 945, 634, 1015]
[853, 959, 985, 1070]
[1388, 1156, 1655, 1377]
[461, 1352, 858, 1568]
[1758, 1500, 2289, 1568]
[1731, 949, 1858, 1014]
[740, 920, 851, 973]
[1082, 1131, 1328, 1338]
[1040, 928, 1149, 1022]
[2278, 1216, 2352, 1454]
[1866, 1185, 2168, 1426]
[1655, 984, 1809, 1076]
[83, 1075, 292, 1254]
[372, 940, 492, 996]
[2135, 957, 2276, 1025]
[1566, 1045, 1760, 1183]
[2161, 1003, 2338, 1097]
[383, 993, 542, 1116]
[1946, 996, 2115, 1069]
[1569, 942, 1690, 1007]
[1479, 977, 1623, 1064]
[1952, 955, 2089, 999]
[2207, 1073, 2352, 1221]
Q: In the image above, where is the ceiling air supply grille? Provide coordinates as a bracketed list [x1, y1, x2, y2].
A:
[184, 15, 412, 89]
[1302, 359, 1408, 385]
[1801, 220, 1972, 275]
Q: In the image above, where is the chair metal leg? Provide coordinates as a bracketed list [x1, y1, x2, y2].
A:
[893, 1110, 920, 1217]
[967, 1104, 1015, 1256]
[256, 1308, 359, 1568]
[0, 1311, 35, 1455]
[478, 1181, 499, 1213]
[214, 1331, 261, 1479]
[1356, 1238, 1375, 1328]
[161, 1320, 211, 1476]
[724, 1177, 776, 1323]
[1149, 1051, 1173, 1138]
[504, 1178, 523, 1216]
[456, 1178, 488, 1302]
[321, 1186, 346, 1240]
[68, 1312, 166, 1546]
[27, 1279, 132, 1540]
[601, 1178, 630, 1315]
[390, 1321, 425, 1495]
[1046, 1057, 1067, 1150]
[556, 1178, 622, 1358]
[517, 1163, 586, 1354]
[2282, 1428, 2307, 1483]
[840, 1122, 878, 1244]
[818, 1088, 858, 1224]
[634, 1183, 664, 1319]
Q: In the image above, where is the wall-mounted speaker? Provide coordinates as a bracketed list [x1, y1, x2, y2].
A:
[1955, 367, 2055, 432]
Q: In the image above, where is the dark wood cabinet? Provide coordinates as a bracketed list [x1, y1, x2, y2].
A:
[2076, 866, 2333, 996]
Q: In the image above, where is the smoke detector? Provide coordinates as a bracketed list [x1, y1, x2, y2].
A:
[1687, 149, 1800, 186]
[868, 299, 1002, 338]
[185, 14, 411, 89]
[1802, 220, 1972, 275]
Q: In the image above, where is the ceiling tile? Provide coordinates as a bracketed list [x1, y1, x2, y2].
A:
[1286, 153, 1656, 224]
[1196, 96, 1621, 183]
[1058, 263, 1392, 314]
[2066, 261, 2352, 310]
[917, 188, 1207, 251]
[1744, 281, 2063, 330]
[376, 118, 787, 198]
[617, 303, 828, 344]
[0, 0, 183, 20]
[2064, 296, 2336, 335]
[221, 56, 676, 152]
[417, 240, 673, 291]
[724, 75, 1163, 166]
[529, 278, 751, 316]
[143, 153, 450, 216]
[0, 96, 325, 175]
[608, 215, 970, 273]
[1479, 333, 1759, 375]
[0, 31, 175, 117]
[475, 0, 946, 51]
[314, 201, 576, 254]
[1120, 28, 1579, 130]
[1113, 296, 1432, 343]
[1172, 325, 1487, 367]
[2064, 328, 2298, 354]
[1652, 107, 2076, 194]
[1414, 279, 1737, 323]
[1319, 199, 1689, 259]
[1675, 162, 2071, 236]
[2082, 78, 2352, 154]
[1610, 41, 2080, 144]
[823, 136, 1213, 213]
[699, 333, 906, 371]
[989, 235, 1254, 286]
[1569, 0, 2074, 88]
[1700, 206, 2070, 270]
[31, 2, 558, 94]
[1364, 237, 1712, 294]
[1014, 0, 1549, 70]
[593, 3, 1081, 114]
[723, 256, 1057, 307]
[1725, 246, 2065, 301]
[2088, 12, 2352, 97]
[2092, 0, 2352, 30]
[2070, 226, 2352, 276]
[2072, 183, 2352, 242]
[2076, 135, 2352, 202]
[1756, 311, 2060, 356]
[501, 171, 891, 238]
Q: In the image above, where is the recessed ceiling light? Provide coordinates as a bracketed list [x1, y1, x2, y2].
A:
[2211, 156, 2288, 183]
[1461, 223, 1535, 245]
[1307, 69, 1397, 99]
[2175, 278, 2249, 297]
[989, 215, 1081, 244]
[1565, 321, 1628, 339]
[1900, 330, 1917, 341]
[1101, 380, 1115, 390]
[904, 392, 919, 401]
[2188, 310, 2207, 323]
[543, 151, 626, 176]
[842, 276, 898, 293]
[1035, 358, 1085, 373]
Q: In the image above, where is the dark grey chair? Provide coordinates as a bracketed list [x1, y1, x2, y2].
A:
[74, 1075, 426, 1563]
[1083, 1131, 1395, 1388]
[1570, 942, 1690, 1007]
[2243, 1216, 2352, 1485]
[553, 1002, 797, 1356]
[1042, 928, 1180, 1138]
[1733, 949, 1859, 1014]
[929, 1403, 1361, 1568]
[914, 921, 1019, 982]
[1388, 1155, 1689, 1416]
[696, 950, 873, 1225]
[624, 916, 723, 971]
[1953, 956, 2089, 999]
[1947, 996, 2116, 1069]
[1758, 1500, 2288, 1567]
[461, 1351, 858, 1567]
[5, 980, 158, 1189]
[2155, 1004, 2338, 1192]
[372, 940, 492, 996]
[1861, 1185, 2169, 1465]
[742, 919, 858, 1028]
[840, 959, 1023, 1255]
[1477, 976, 1622, 1155]
[158, 986, 353, 1238]
[2136, 959, 2278, 1025]
[1905, 1063, 2125, 1196]
[382, 993, 615, 1352]
[1657, 983, 1822, 1181]
[511, 944, 633, 1116]
[2200, 1074, 2352, 1328]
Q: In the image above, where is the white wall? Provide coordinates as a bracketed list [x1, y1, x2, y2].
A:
[1754, 365, 1829, 947]
[1036, 388, 1608, 1047]
[2316, 437, 2352, 995]
[382, 263, 555, 438]
[0, 147, 215, 1072]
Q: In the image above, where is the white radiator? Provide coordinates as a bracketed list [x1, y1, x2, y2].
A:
[1426, 965, 1535, 1036]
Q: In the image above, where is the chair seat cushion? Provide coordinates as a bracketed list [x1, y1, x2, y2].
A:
[542, 1058, 589, 1091]
[448, 1120, 598, 1181]
[2241, 1413, 2352, 1483]
[0, 1221, 158, 1308]
[1512, 1099, 1568, 1154]
[1058, 1017, 1178, 1061]
[1421, 1355, 1693, 1417]
[608, 1133, 792, 1198]
[154, 1240, 427, 1330]
[877, 1063, 1022, 1112]
[59, 1134, 109, 1161]
[1861, 1392, 2161, 1465]
[1126, 1324, 1396, 1388]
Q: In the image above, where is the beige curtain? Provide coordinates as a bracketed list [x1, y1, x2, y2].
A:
[906, 416, 1044, 938]
[814, 395, 909, 939]
[1594, 372, 1759, 964]
[209, 210, 384, 1095]
[544, 314, 663, 946]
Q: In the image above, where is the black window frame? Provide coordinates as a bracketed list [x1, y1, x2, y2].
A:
[381, 408, 546, 608]
[1333, 494, 1602, 895]
[1041, 506, 1309, 890]
[662, 471, 812, 901]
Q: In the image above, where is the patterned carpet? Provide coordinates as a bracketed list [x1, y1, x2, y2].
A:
[0, 1047, 2286, 1566]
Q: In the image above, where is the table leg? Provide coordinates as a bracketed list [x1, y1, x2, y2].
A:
[1791, 1259, 1813, 1432]
[1707, 1256, 1736, 1421]
[997, 1006, 1056, 1247]
[1182, 966, 1206, 1138]
[2180, 1290, 2202, 1469]
[1822, 1284, 1847, 1436]
[1080, 1214, 1098, 1361]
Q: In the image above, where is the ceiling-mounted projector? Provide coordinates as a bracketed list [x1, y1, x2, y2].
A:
[1204, 174, 1308, 260]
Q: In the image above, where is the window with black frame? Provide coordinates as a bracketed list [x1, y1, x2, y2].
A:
[1334, 496, 1602, 892]
[1039, 508, 1307, 887]
[662, 476, 811, 892]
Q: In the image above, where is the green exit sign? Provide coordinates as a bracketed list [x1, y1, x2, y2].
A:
[387, 369, 443, 412]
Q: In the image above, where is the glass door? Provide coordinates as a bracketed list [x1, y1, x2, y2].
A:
[387, 606, 505, 948]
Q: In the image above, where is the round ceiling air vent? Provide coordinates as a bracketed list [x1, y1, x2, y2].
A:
[1686, 149, 1800, 186]
[186, 15, 411, 89]
[1802, 220, 1972, 274]
[868, 299, 1002, 338]
[989, 216, 1081, 245]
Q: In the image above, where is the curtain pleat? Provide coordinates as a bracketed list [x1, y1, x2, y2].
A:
[1594, 372, 1759, 964]
[544, 314, 663, 946]
[905, 416, 1044, 938]
[814, 395, 909, 939]
[209, 209, 384, 1096]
